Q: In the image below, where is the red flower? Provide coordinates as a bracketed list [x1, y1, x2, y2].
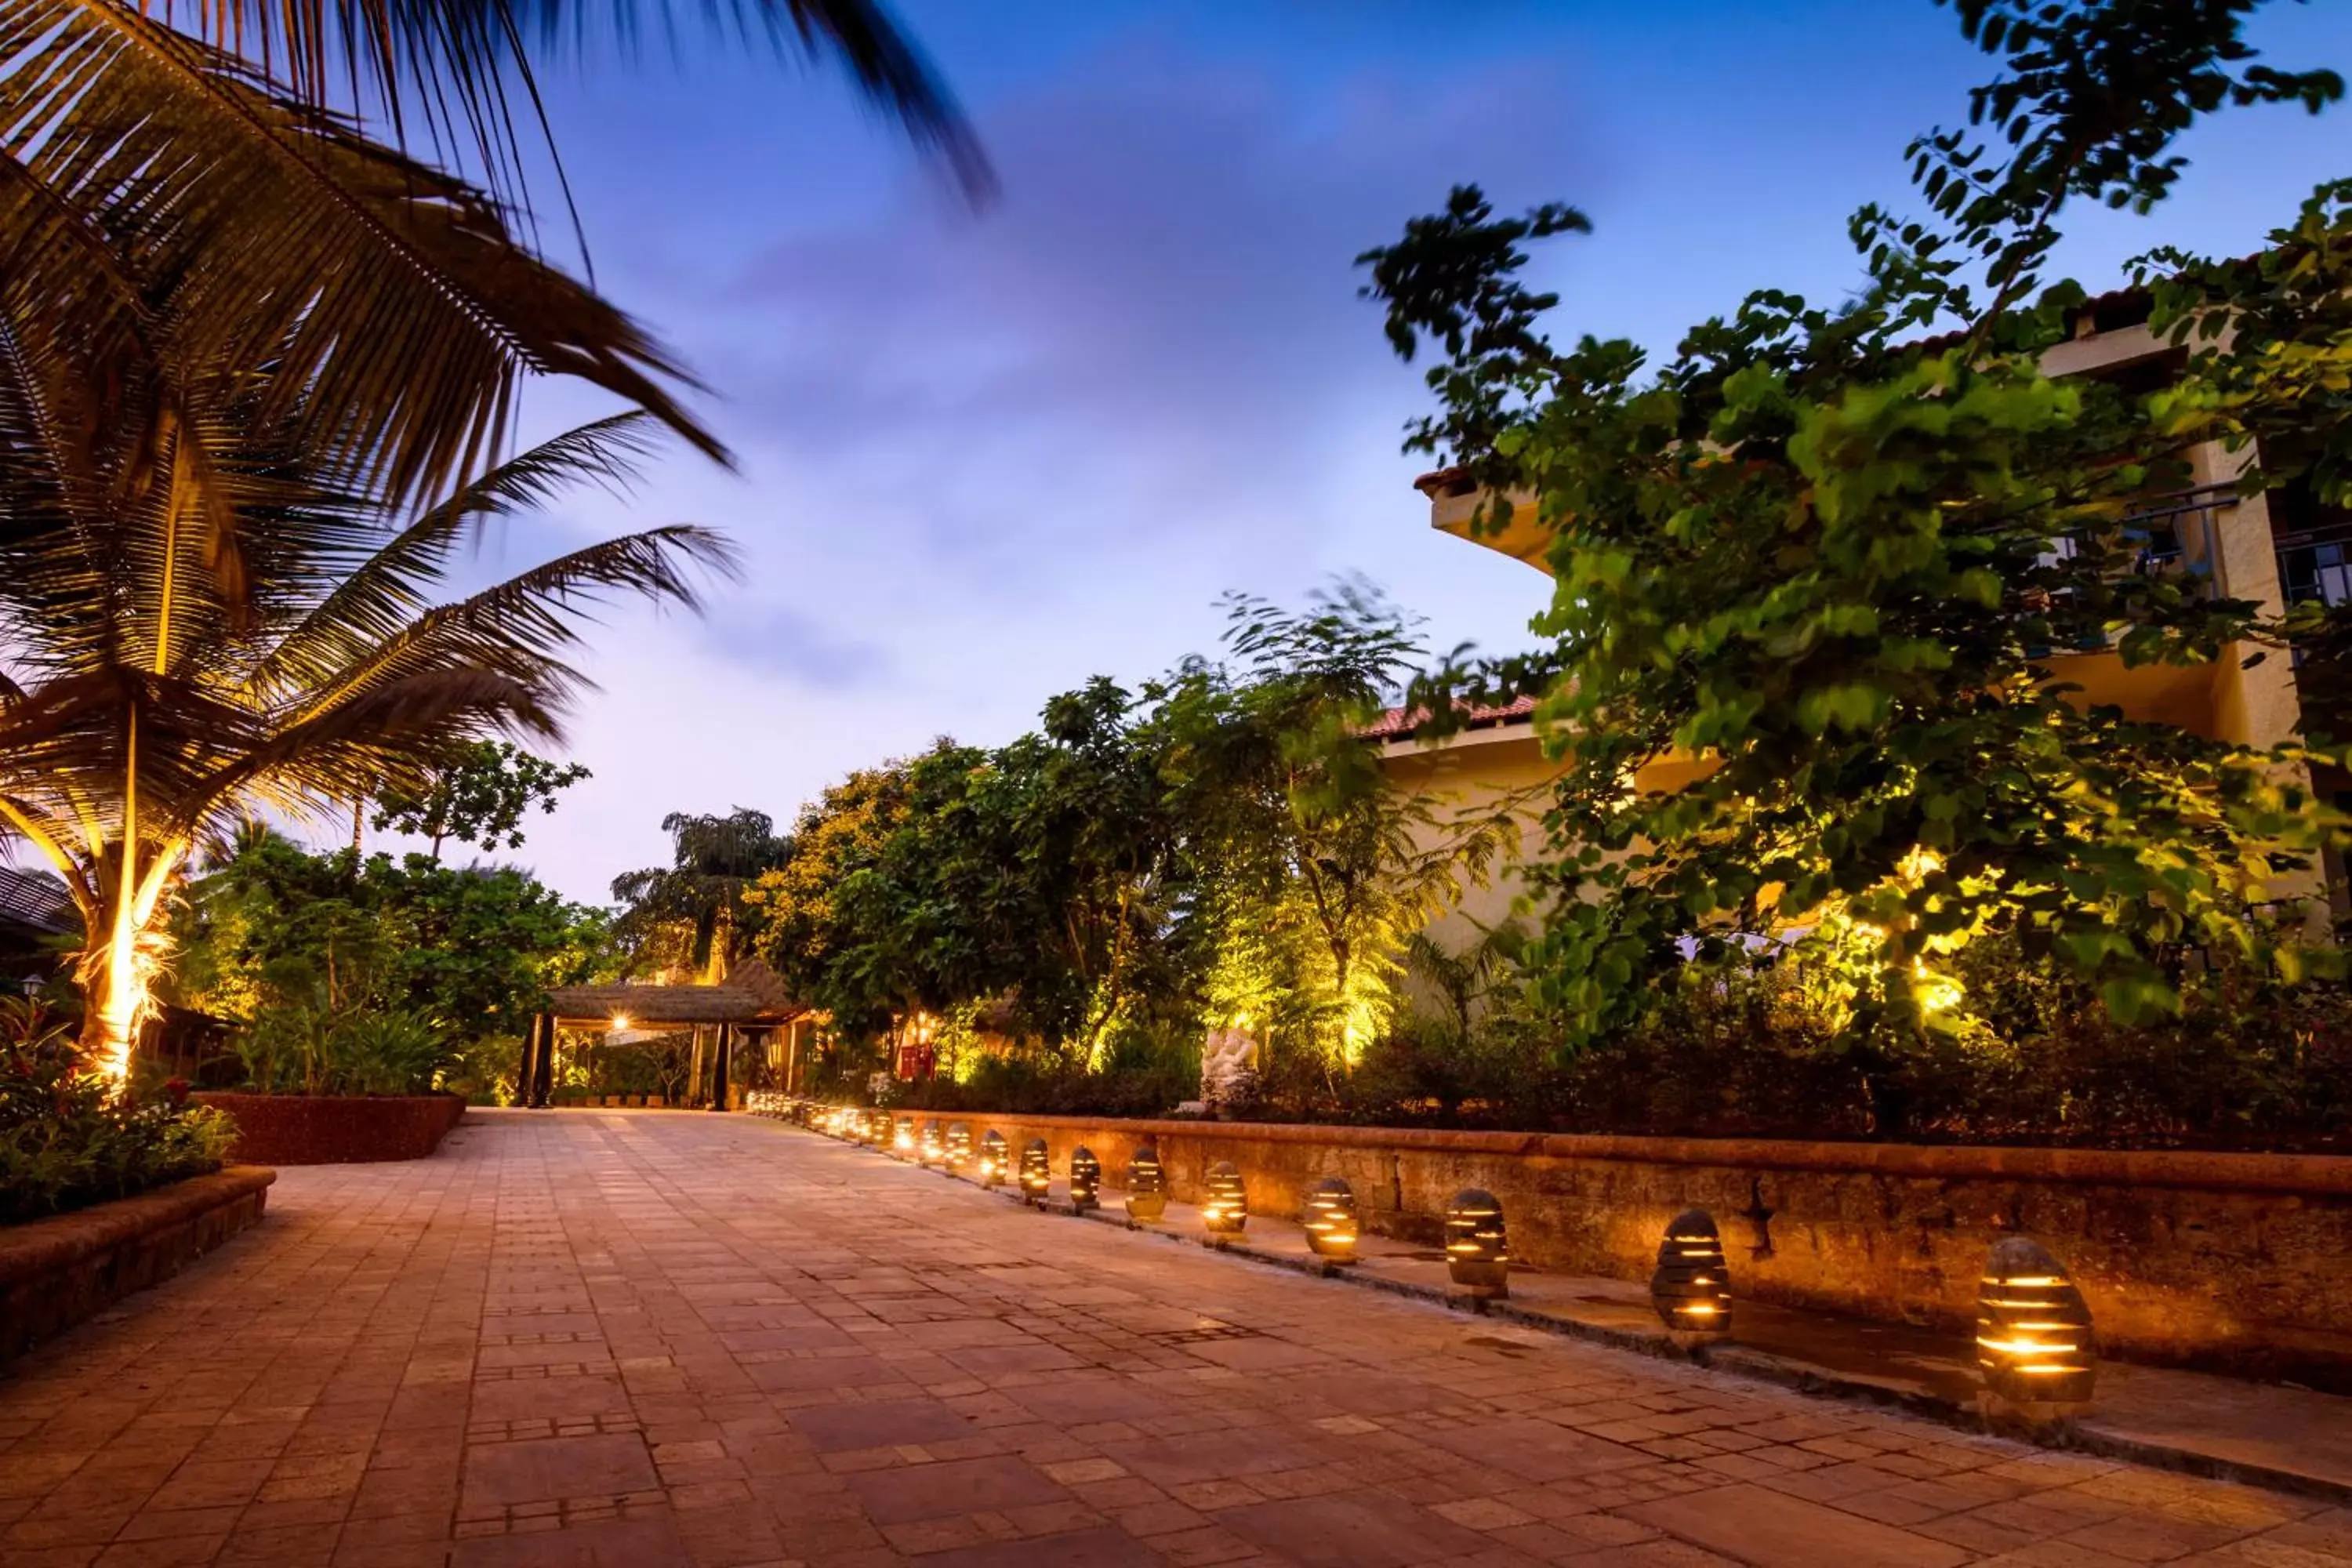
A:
[164, 1078, 191, 1106]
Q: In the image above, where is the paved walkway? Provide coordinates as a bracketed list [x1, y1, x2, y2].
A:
[2, 1112, 2347, 1568]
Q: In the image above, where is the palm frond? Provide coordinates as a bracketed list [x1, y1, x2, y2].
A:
[245, 412, 662, 699]
[171, 0, 993, 206]
[0, 0, 727, 523]
[285, 522, 740, 725]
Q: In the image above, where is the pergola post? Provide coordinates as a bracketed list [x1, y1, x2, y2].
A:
[532, 1014, 556, 1108]
[521, 1014, 547, 1109]
[711, 1022, 732, 1111]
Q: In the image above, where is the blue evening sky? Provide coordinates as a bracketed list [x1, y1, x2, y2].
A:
[435, 1, 2352, 902]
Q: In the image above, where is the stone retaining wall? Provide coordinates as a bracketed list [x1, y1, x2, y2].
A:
[946, 1113, 2352, 1389]
[0, 1167, 274, 1361]
[193, 1092, 466, 1164]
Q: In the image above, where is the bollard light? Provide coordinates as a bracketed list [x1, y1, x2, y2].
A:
[1302, 1177, 1359, 1263]
[946, 1121, 973, 1173]
[1124, 1143, 1167, 1222]
[891, 1116, 917, 1158]
[1445, 1189, 1510, 1298]
[866, 1108, 894, 1147]
[1069, 1147, 1102, 1211]
[918, 1119, 946, 1167]
[1018, 1138, 1052, 1203]
[1977, 1236, 2096, 1415]
[1650, 1208, 1732, 1338]
[979, 1130, 1007, 1187]
[1201, 1161, 1247, 1236]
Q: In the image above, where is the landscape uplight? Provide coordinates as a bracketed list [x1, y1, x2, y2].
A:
[1019, 1138, 1052, 1203]
[1445, 1189, 1510, 1298]
[1124, 1143, 1167, 1222]
[1201, 1161, 1247, 1236]
[1977, 1236, 2096, 1417]
[1069, 1147, 1102, 1211]
[1302, 1177, 1359, 1263]
[1649, 1208, 1733, 1340]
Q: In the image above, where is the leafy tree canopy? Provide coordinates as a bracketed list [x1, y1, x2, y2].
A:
[373, 741, 590, 861]
[1359, 0, 2352, 1075]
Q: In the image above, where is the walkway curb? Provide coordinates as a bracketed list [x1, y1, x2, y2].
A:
[809, 1126, 2352, 1506]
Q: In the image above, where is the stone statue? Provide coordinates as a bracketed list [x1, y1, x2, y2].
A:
[1200, 1026, 1260, 1116]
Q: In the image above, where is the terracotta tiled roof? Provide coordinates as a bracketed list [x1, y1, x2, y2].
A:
[1363, 695, 1537, 742]
[546, 957, 806, 1027]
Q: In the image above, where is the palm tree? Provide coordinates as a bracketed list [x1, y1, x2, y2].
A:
[0, 407, 735, 1075]
[0, 2, 979, 1076]
[612, 808, 791, 982]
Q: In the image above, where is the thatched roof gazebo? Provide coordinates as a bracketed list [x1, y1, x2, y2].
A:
[521, 958, 810, 1109]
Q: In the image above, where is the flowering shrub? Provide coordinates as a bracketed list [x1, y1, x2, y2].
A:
[0, 1000, 234, 1224]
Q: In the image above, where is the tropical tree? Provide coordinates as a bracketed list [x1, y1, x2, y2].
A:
[611, 808, 792, 981]
[374, 740, 591, 862]
[0, 408, 731, 1075]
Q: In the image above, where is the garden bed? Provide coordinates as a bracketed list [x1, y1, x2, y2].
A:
[0, 1165, 274, 1362]
[192, 1092, 466, 1164]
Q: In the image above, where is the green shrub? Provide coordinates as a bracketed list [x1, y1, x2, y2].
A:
[229, 1001, 456, 1096]
[0, 1000, 235, 1224]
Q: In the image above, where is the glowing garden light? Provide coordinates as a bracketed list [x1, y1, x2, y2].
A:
[917, 1119, 946, 1167]
[1069, 1147, 1102, 1211]
[1649, 1208, 1733, 1339]
[1445, 1189, 1509, 1298]
[1123, 1143, 1167, 1222]
[1201, 1161, 1247, 1236]
[945, 1121, 973, 1172]
[1302, 1177, 1359, 1263]
[1018, 1138, 1052, 1202]
[891, 1116, 917, 1158]
[865, 1108, 894, 1146]
[1977, 1236, 2096, 1417]
[979, 1130, 1007, 1187]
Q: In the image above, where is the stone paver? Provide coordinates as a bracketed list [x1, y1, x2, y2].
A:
[0, 1109, 2345, 1568]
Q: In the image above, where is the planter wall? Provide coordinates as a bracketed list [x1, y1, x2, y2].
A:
[192, 1092, 466, 1164]
[0, 1166, 274, 1362]
[946, 1112, 2352, 1390]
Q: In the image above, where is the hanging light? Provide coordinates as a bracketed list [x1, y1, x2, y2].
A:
[1445, 1189, 1509, 1298]
[978, 1130, 1008, 1187]
[917, 1119, 946, 1167]
[1124, 1142, 1167, 1223]
[1201, 1161, 1247, 1236]
[1018, 1138, 1052, 1203]
[1302, 1177, 1359, 1264]
[1649, 1208, 1733, 1338]
[1069, 1147, 1102, 1211]
[945, 1121, 973, 1173]
[1977, 1236, 2096, 1415]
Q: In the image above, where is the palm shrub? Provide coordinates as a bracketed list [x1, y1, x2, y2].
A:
[1, 402, 731, 1075]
